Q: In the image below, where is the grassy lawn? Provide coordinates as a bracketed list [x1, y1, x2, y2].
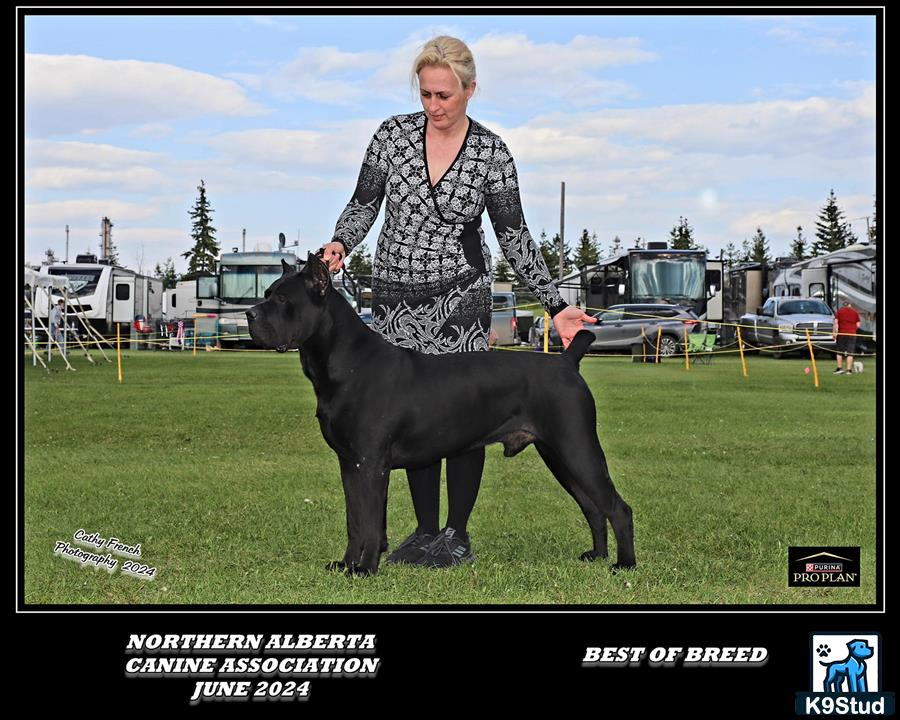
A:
[22, 346, 878, 605]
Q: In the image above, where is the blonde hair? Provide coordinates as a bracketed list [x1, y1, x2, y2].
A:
[411, 35, 477, 93]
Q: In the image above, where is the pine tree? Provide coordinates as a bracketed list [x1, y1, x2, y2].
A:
[790, 226, 807, 260]
[573, 228, 601, 269]
[723, 242, 738, 267]
[493, 253, 513, 282]
[182, 180, 220, 279]
[750, 227, 770, 264]
[153, 258, 179, 289]
[869, 196, 877, 244]
[609, 235, 623, 256]
[633, 236, 645, 249]
[539, 231, 572, 278]
[812, 189, 857, 256]
[346, 242, 373, 281]
[740, 239, 752, 263]
[44, 248, 58, 265]
[669, 216, 696, 249]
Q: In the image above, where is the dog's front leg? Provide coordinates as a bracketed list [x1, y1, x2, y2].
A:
[328, 457, 389, 577]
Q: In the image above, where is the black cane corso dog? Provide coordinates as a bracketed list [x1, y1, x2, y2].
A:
[247, 254, 635, 576]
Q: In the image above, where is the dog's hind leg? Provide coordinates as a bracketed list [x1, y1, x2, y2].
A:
[534, 441, 608, 562]
[567, 441, 635, 569]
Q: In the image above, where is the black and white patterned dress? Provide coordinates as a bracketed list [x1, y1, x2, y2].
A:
[332, 111, 568, 354]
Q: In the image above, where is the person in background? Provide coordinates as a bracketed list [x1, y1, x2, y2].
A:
[833, 300, 861, 375]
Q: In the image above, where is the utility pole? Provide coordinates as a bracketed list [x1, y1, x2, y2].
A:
[100, 217, 113, 260]
[65, 225, 69, 263]
[242, 228, 246, 252]
[559, 181, 565, 280]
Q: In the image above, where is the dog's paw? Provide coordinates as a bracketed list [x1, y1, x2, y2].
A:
[610, 561, 637, 573]
[325, 560, 346, 572]
[344, 564, 377, 578]
[580, 550, 608, 562]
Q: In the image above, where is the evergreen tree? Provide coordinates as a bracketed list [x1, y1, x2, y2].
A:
[573, 228, 601, 269]
[869, 196, 877, 244]
[750, 227, 770, 264]
[633, 236, 645, 249]
[346, 242, 373, 281]
[812, 189, 857, 256]
[723, 241, 738, 267]
[44, 248, 58, 265]
[182, 180, 220, 279]
[609, 235, 623, 256]
[669, 216, 697, 249]
[153, 258, 179, 289]
[539, 231, 572, 278]
[740, 239, 752, 263]
[790, 226, 807, 260]
[493, 253, 513, 283]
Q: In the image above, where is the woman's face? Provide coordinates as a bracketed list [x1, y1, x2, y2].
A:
[418, 64, 475, 132]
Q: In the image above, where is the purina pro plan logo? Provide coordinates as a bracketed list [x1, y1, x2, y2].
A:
[789, 547, 860, 587]
[796, 633, 895, 715]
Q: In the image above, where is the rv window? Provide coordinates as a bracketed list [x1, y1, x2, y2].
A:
[808, 283, 825, 300]
[172, 294, 177, 308]
[115, 283, 130, 301]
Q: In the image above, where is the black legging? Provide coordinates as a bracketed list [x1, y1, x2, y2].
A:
[406, 447, 486, 536]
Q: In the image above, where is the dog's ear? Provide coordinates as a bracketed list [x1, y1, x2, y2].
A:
[305, 252, 331, 297]
[281, 258, 292, 275]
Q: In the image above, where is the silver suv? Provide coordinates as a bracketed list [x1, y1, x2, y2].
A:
[531, 303, 700, 355]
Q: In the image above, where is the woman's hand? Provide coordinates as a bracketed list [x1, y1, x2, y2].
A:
[320, 242, 347, 272]
[553, 305, 598, 349]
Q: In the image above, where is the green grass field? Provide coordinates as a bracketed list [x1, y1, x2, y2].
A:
[22, 346, 878, 605]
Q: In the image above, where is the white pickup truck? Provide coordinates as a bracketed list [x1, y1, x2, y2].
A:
[739, 297, 835, 358]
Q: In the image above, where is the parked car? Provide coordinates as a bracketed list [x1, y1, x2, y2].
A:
[739, 297, 835, 358]
[491, 292, 518, 346]
[531, 303, 700, 356]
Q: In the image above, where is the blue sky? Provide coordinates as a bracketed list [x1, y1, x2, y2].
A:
[22, 12, 878, 275]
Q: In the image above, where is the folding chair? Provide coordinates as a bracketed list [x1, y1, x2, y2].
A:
[688, 333, 716, 365]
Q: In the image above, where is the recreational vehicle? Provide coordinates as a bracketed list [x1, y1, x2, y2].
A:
[35, 255, 162, 337]
[583, 245, 723, 323]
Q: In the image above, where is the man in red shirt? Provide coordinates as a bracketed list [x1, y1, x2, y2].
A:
[833, 301, 861, 375]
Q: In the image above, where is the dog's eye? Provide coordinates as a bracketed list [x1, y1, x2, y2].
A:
[276, 293, 286, 303]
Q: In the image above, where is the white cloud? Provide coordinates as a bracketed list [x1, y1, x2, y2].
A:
[25, 54, 268, 136]
[26, 199, 161, 225]
[27, 166, 168, 192]
[200, 119, 385, 173]
[26, 139, 165, 168]
[228, 31, 656, 110]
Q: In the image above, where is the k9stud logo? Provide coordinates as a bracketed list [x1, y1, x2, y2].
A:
[795, 633, 895, 716]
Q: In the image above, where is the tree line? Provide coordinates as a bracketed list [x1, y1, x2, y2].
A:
[44, 182, 871, 289]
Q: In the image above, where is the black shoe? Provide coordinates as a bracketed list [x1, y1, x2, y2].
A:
[385, 530, 435, 565]
[833, 368, 844, 374]
[421, 527, 475, 568]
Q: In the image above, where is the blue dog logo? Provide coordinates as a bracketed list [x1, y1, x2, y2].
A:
[820, 639, 874, 693]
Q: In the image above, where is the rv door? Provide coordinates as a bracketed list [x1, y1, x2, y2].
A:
[112, 277, 135, 324]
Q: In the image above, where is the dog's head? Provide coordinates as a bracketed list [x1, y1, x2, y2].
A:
[847, 640, 874, 660]
[246, 253, 332, 352]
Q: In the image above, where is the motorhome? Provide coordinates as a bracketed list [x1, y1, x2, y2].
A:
[35, 255, 162, 337]
[770, 244, 876, 349]
[583, 244, 723, 323]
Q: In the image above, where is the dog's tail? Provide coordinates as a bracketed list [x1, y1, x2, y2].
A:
[562, 330, 595, 370]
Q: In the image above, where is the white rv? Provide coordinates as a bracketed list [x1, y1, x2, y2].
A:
[770, 244, 876, 348]
[35, 255, 163, 336]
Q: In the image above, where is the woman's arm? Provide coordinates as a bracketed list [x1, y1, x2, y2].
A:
[330, 121, 391, 256]
[484, 138, 568, 318]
